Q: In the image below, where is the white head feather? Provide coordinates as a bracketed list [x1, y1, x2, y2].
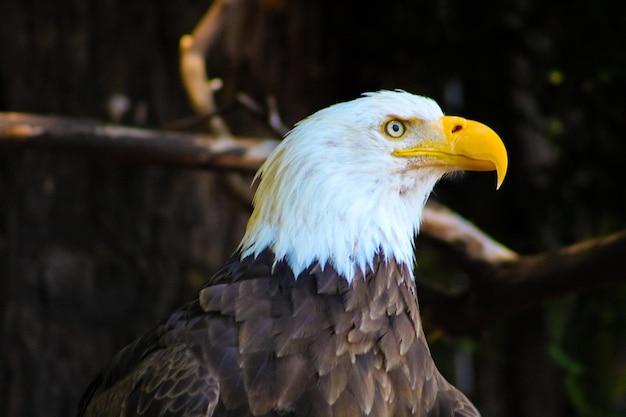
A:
[239, 90, 449, 281]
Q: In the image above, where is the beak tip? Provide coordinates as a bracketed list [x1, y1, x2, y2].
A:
[495, 163, 507, 190]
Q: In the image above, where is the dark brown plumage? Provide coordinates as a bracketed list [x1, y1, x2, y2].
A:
[78, 249, 478, 417]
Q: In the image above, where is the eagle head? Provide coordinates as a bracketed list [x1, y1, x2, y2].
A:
[240, 90, 507, 280]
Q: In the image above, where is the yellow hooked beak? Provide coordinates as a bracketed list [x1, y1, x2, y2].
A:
[392, 116, 508, 189]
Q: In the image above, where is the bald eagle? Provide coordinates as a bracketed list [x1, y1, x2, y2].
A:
[77, 90, 507, 417]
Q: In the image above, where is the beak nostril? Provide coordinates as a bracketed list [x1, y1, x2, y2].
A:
[451, 124, 463, 134]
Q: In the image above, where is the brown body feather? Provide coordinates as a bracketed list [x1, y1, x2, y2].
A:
[78, 249, 479, 417]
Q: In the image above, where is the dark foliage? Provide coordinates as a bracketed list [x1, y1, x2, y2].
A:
[1, 1, 625, 416]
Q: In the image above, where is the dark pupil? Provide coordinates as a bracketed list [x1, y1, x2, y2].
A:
[392, 123, 400, 132]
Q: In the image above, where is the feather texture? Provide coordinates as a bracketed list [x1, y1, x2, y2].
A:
[78, 250, 479, 417]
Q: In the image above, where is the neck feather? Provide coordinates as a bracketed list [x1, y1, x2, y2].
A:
[239, 166, 441, 281]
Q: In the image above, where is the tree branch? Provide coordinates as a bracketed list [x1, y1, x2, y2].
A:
[179, 0, 243, 137]
[421, 202, 519, 264]
[418, 229, 626, 337]
[0, 113, 277, 172]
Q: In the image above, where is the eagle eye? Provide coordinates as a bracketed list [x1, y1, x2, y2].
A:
[384, 119, 406, 139]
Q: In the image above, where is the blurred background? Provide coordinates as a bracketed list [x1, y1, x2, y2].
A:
[1, 1, 625, 416]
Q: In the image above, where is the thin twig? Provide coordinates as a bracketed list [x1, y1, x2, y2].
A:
[266, 95, 290, 136]
[236, 92, 290, 137]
